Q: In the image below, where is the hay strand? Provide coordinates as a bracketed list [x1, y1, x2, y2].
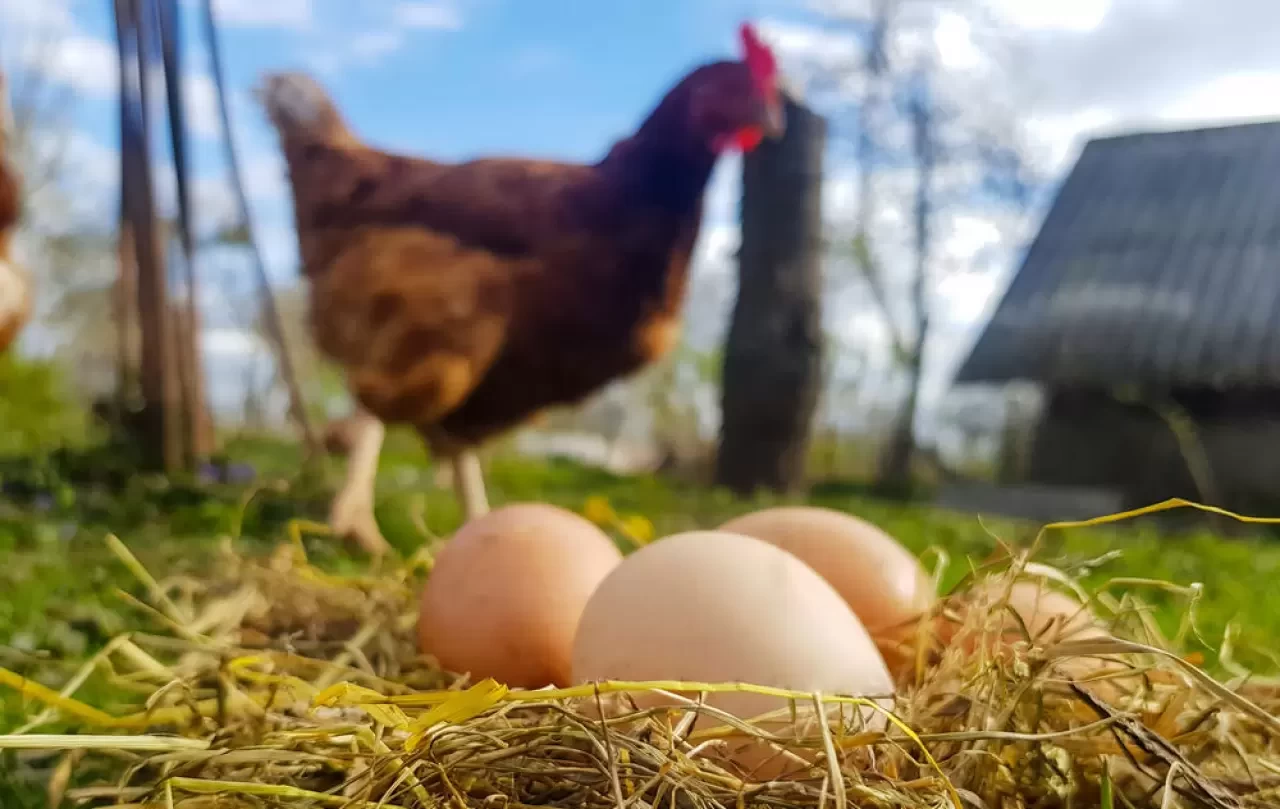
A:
[3, 499, 1280, 808]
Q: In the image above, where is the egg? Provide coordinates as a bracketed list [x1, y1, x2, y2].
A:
[954, 579, 1107, 647]
[718, 506, 933, 675]
[418, 503, 623, 688]
[572, 530, 894, 779]
[983, 579, 1125, 697]
[932, 578, 1122, 689]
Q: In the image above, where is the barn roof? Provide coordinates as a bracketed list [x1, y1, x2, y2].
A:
[954, 119, 1280, 388]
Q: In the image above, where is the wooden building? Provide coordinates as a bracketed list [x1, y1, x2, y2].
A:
[954, 120, 1280, 516]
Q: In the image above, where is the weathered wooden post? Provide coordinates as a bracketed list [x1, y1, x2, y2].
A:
[715, 91, 826, 495]
[115, 0, 183, 472]
[158, 0, 215, 464]
[114, 208, 138, 405]
[112, 0, 220, 470]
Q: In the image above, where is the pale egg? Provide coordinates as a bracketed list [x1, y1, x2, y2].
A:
[718, 506, 934, 675]
[571, 529, 894, 779]
[418, 503, 623, 688]
[939, 577, 1123, 696]
[953, 578, 1107, 647]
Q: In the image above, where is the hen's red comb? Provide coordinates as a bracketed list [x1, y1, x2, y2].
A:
[739, 22, 777, 89]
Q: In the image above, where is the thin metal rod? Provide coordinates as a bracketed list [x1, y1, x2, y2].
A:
[198, 0, 322, 462]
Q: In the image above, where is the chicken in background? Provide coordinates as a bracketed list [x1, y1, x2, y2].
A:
[259, 24, 784, 554]
[0, 71, 32, 354]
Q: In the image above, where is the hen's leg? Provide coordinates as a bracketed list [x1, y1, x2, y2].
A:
[329, 409, 391, 555]
[452, 450, 489, 522]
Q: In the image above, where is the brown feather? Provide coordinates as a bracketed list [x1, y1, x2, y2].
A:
[0, 68, 29, 354]
[262, 63, 750, 454]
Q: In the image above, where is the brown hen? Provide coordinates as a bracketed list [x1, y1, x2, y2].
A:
[260, 24, 784, 553]
[0, 71, 31, 355]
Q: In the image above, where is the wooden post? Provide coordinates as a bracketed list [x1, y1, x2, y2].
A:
[158, 0, 215, 466]
[715, 92, 827, 495]
[113, 2, 137, 410]
[114, 211, 139, 406]
[115, 0, 183, 472]
[172, 303, 216, 457]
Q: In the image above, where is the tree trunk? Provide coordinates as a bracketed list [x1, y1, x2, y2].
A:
[877, 73, 936, 497]
[715, 93, 826, 496]
[878, 349, 924, 494]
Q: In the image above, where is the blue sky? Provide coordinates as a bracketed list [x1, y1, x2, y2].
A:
[41, 0, 813, 290]
[17, 0, 1280, 439]
[0, 0, 1091, 427]
[199, 0, 769, 160]
[10, 0, 817, 415]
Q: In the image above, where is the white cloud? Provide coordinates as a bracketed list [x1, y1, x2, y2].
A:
[754, 19, 863, 98]
[758, 20, 860, 66]
[23, 34, 117, 97]
[933, 261, 1004, 328]
[350, 31, 405, 61]
[393, 1, 464, 31]
[0, 0, 73, 31]
[1023, 107, 1117, 176]
[180, 73, 225, 139]
[255, 223, 300, 278]
[209, 0, 311, 28]
[240, 149, 289, 205]
[942, 214, 1002, 264]
[16, 129, 118, 229]
[204, 327, 266, 357]
[12, 29, 224, 145]
[703, 157, 741, 225]
[26, 112, 288, 241]
[777, 0, 1280, 324]
[990, 0, 1112, 33]
[307, 3, 466, 74]
[693, 223, 740, 272]
[933, 12, 981, 70]
[1153, 70, 1280, 126]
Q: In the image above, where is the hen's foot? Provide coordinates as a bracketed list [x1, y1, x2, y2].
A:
[330, 494, 391, 556]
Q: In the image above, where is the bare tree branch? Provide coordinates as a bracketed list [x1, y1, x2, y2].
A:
[848, 0, 913, 361]
[792, 0, 1034, 487]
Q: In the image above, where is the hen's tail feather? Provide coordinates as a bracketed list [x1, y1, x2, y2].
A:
[0, 169, 18, 238]
[255, 72, 357, 145]
[0, 70, 20, 238]
[0, 71, 12, 152]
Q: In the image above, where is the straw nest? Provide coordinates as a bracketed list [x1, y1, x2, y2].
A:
[3, 510, 1280, 809]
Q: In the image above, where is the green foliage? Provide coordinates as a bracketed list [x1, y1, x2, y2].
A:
[0, 767, 56, 809]
[0, 355, 90, 455]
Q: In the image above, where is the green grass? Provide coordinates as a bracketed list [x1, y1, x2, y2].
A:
[4, 429, 1280, 804]
[5, 429, 1280, 665]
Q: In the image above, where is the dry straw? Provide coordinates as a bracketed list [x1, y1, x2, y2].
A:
[2, 498, 1279, 808]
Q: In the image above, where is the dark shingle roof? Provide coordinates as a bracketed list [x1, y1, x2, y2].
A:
[954, 119, 1280, 388]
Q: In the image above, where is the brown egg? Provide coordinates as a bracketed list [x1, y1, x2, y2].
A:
[572, 530, 894, 780]
[718, 507, 933, 675]
[418, 503, 623, 688]
[993, 580, 1125, 695]
[931, 578, 1124, 693]
[958, 579, 1107, 646]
